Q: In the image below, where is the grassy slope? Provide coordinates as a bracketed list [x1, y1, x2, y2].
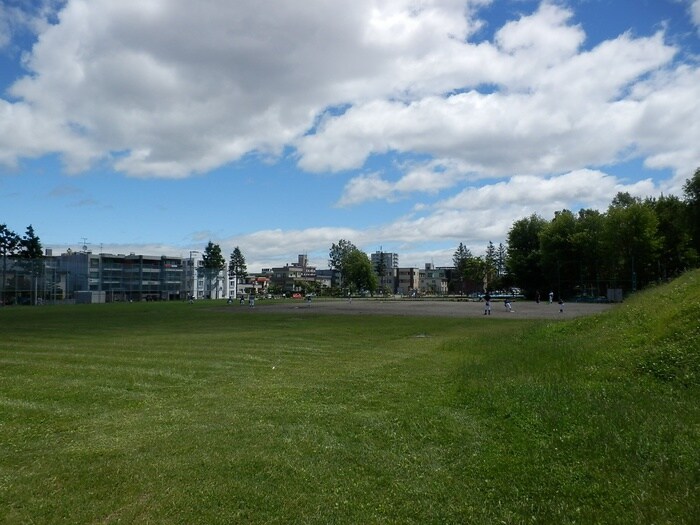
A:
[451, 269, 700, 524]
[0, 271, 698, 524]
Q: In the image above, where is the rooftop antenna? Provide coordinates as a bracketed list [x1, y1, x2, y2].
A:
[81, 237, 89, 253]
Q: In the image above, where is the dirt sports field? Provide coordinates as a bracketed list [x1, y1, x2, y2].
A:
[232, 298, 614, 319]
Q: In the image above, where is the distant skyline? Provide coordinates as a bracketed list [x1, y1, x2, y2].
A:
[1, 0, 699, 272]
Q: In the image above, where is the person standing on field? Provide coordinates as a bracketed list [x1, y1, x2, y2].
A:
[483, 292, 491, 315]
[549, 291, 554, 304]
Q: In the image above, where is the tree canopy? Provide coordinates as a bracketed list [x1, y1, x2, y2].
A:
[329, 239, 357, 274]
[343, 248, 377, 294]
[228, 246, 247, 280]
[501, 170, 700, 298]
[1, 224, 43, 305]
[200, 241, 226, 299]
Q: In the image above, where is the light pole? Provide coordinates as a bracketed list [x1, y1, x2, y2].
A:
[188, 251, 200, 300]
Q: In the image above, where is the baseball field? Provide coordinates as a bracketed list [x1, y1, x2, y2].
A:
[1, 271, 698, 524]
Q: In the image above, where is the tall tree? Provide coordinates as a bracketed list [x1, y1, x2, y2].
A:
[684, 167, 700, 253]
[603, 198, 659, 291]
[374, 249, 389, 293]
[452, 242, 472, 271]
[571, 209, 606, 296]
[451, 242, 472, 294]
[0, 224, 21, 305]
[539, 210, 578, 297]
[374, 249, 387, 277]
[343, 248, 377, 294]
[329, 239, 357, 286]
[496, 243, 507, 278]
[484, 241, 498, 289]
[228, 246, 247, 297]
[647, 195, 697, 278]
[506, 214, 547, 296]
[465, 256, 489, 292]
[201, 241, 226, 299]
[19, 225, 43, 305]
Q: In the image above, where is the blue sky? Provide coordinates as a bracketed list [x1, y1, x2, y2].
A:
[1, 0, 699, 271]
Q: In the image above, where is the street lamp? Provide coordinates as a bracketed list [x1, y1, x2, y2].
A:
[188, 251, 200, 300]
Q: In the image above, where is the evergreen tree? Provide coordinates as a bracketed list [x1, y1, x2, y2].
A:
[684, 167, 700, 253]
[374, 249, 389, 293]
[571, 209, 606, 296]
[496, 243, 507, 277]
[201, 241, 226, 299]
[647, 195, 697, 278]
[603, 198, 659, 291]
[19, 225, 43, 305]
[374, 249, 387, 277]
[484, 241, 497, 289]
[539, 210, 578, 297]
[506, 214, 547, 297]
[451, 242, 472, 294]
[20, 225, 43, 259]
[0, 224, 21, 305]
[228, 246, 247, 296]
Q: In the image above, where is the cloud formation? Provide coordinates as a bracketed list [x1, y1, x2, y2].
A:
[2, 1, 699, 267]
[2, 0, 696, 185]
[692, 0, 700, 30]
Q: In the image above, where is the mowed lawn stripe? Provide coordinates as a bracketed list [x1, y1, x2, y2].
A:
[1, 276, 698, 525]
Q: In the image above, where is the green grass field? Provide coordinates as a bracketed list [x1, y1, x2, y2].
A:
[1, 271, 699, 524]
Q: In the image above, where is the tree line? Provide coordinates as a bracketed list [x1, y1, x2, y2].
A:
[0, 224, 44, 304]
[453, 168, 700, 299]
[4, 167, 698, 302]
[197, 241, 248, 298]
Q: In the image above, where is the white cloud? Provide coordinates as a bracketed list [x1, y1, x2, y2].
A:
[218, 169, 660, 268]
[691, 0, 700, 30]
[1, 0, 696, 187]
[0, 1, 63, 53]
[298, 6, 685, 183]
[3, 0, 700, 271]
[1, 0, 493, 177]
[495, 2, 584, 64]
[348, 168, 661, 263]
[48, 166, 665, 269]
[437, 169, 657, 212]
[337, 159, 470, 206]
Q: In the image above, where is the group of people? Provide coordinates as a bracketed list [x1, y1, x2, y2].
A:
[482, 293, 514, 315]
[483, 291, 564, 315]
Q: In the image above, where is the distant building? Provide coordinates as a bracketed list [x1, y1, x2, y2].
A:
[270, 254, 316, 293]
[419, 263, 450, 295]
[371, 251, 399, 270]
[371, 251, 399, 293]
[59, 251, 195, 301]
[0, 250, 232, 304]
[396, 267, 420, 296]
[314, 269, 339, 290]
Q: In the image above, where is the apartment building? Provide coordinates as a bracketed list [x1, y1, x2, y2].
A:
[269, 255, 316, 293]
[395, 267, 420, 296]
[59, 251, 193, 301]
[314, 269, 339, 290]
[370, 251, 399, 293]
[370, 251, 399, 270]
[419, 263, 450, 295]
[2, 247, 463, 305]
[0, 250, 234, 304]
